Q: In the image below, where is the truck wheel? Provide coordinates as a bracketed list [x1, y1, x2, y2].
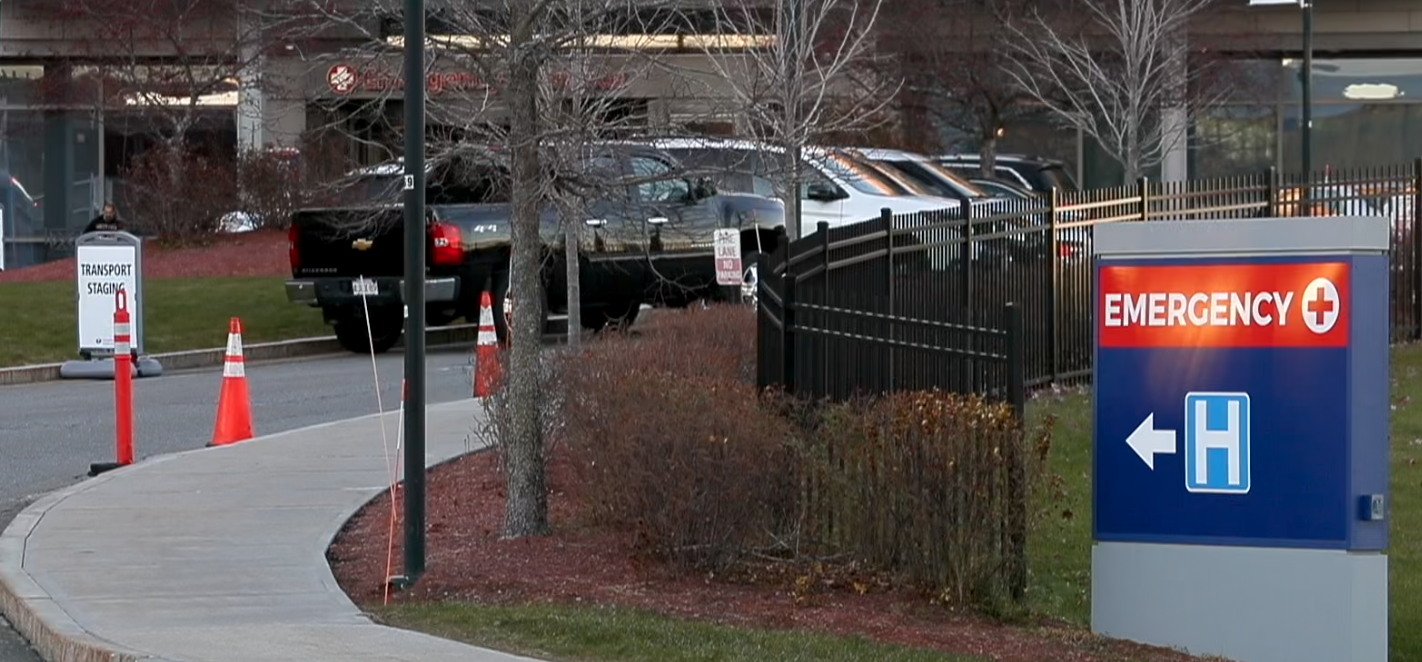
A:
[740, 249, 763, 308]
[333, 313, 403, 354]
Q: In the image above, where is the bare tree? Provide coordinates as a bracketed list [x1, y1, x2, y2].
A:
[1001, 0, 1226, 184]
[697, 0, 897, 241]
[871, 0, 1050, 177]
[291, 0, 689, 538]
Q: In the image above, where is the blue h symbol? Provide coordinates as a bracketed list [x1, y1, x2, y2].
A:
[1184, 392, 1251, 494]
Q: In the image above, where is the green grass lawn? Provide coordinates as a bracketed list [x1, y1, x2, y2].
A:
[376, 602, 995, 662]
[378, 345, 1422, 661]
[0, 277, 329, 368]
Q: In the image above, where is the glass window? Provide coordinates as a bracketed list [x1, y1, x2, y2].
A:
[630, 155, 689, 202]
[0, 108, 102, 268]
[750, 174, 776, 197]
[809, 151, 910, 196]
[1208, 59, 1284, 105]
[974, 179, 1033, 199]
[1034, 165, 1079, 191]
[1191, 104, 1277, 178]
[1283, 58, 1422, 104]
[1281, 103, 1422, 173]
[0, 65, 45, 106]
[885, 159, 989, 198]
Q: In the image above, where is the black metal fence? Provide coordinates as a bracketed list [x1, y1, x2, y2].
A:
[757, 159, 1422, 405]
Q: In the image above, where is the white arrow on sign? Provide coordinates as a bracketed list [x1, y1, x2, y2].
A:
[1127, 413, 1177, 470]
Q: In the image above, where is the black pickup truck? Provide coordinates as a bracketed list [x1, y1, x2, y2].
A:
[284, 143, 786, 353]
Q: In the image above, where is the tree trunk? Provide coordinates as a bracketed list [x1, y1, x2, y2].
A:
[1124, 113, 1142, 186]
[783, 144, 803, 241]
[503, 48, 551, 539]
[564, 208, 581, 349]
[978, 133, 999, 180]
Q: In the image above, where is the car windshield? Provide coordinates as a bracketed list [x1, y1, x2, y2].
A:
[335, 161, 513, 205]
[1036, 165, 1079, 191]
[976, 180, 1032, 199]
[811, 151, 912, 196]
[884, 159, 990, 199]
[342, 175, 403, 204]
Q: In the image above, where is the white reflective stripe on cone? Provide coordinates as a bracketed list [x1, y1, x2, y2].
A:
[113, 323, 131, 336]
[479, 303, 495, 327]
[223, 360, 246, 378]
[477, 329, 497, 345]
[226, 333, 244, 357]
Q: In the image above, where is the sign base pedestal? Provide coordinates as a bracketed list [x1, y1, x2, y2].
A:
[59, 356, 164, 380]
[1092, 542, 1386, 662]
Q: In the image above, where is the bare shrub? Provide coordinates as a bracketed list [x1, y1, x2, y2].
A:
[118, 144, 239, 244]
[479, 302, 1064, 611]
[803, 391, 1059, 612]
[471, 344, 567, 477]
[556, 305, 801, 572]
[234, 138, 358, 230]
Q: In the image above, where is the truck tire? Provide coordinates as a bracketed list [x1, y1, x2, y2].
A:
[740, 249, 763, 308]
[332, 313, 403, 355]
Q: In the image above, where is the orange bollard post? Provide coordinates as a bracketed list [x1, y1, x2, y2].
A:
[90, 288, 134, 476]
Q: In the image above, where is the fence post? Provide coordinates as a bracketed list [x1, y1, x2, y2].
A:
[1006, 302, 1025, 422]
[882, 208, 895, 391]
[782, 273, 797, 395]
[1412, 158, 1422, 341]
[962, 204, 977, 393]
[818, 221, 831, 399]
[1266, 166, 1280, 217]
[1004, 301, 1027, 603]
[1047, 189, 1060, 385]
[1137, 176, 1151, 221]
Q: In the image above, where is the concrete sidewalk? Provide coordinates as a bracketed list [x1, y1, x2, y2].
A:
[0, 399, 543, 662]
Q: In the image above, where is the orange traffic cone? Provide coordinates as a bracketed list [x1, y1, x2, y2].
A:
[208, 317, 255, 447]
[474, 291, 503, 398]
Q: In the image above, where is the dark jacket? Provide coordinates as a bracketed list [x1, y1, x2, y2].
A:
[83, 216, 123, 234]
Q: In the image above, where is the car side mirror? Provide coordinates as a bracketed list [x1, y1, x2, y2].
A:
[805, 181, 845, 202]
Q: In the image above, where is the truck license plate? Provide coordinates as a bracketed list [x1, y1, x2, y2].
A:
[352, 278, 378, 297]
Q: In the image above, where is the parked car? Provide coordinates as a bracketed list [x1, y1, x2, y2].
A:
[636, 138, 964, 233]
[938, 153, 1079, 195]
[847, 147, 997, 203]
[284, 143, 785, 353]
[638, 138, 978, 280]
[969, 177, 1039, 200]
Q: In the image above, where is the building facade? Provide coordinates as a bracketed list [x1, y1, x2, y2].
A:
[4, 0, 1422, 268]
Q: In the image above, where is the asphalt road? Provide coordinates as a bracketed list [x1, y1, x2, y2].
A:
[0, 347, 481, 661]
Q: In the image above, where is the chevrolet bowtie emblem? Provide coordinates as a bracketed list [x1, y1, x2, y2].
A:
[352, 238, 374, 251]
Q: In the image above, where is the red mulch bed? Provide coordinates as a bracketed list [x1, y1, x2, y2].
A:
[0, 230, 290, 283]
[327, 449, 1215, 662]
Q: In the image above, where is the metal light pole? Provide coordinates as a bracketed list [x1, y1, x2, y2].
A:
[1247, 0, 1314, 208]
[1301, 0, 1314, 180]
[395, 0, 427, 587]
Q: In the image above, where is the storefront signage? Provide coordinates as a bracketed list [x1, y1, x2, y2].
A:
[325, 63, 627, 97]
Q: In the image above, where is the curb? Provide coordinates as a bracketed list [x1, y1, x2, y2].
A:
[0, 454, 185, 662]
[0, 324, 482, 388]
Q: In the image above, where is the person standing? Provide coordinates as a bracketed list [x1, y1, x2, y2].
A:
[83, 202, 123, 233]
